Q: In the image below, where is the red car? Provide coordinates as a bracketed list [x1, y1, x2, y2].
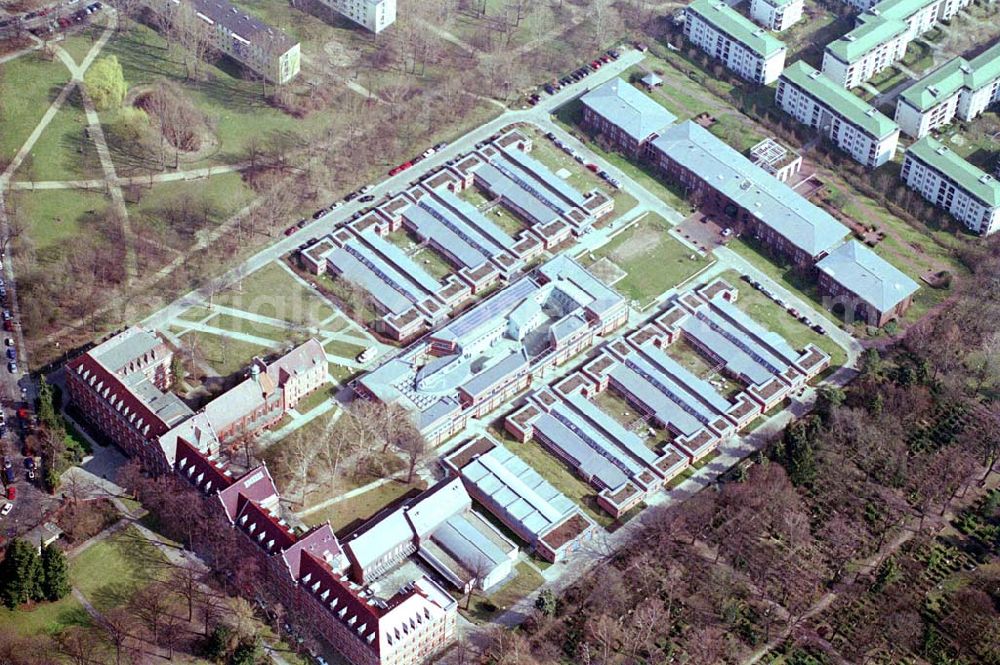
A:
[586, 163, 599, 172]
[6, 486, 15, 501]
[283, 226, 297, 236]
[388, 162, 413, 176]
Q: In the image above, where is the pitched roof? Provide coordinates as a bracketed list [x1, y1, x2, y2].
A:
[580, 78, 676, 143]
[906, 136, 1000, 207]
[650, 121, 848, 257]
[964, 39, 1000, 91]
[686, 0, 786, 58]
[281, 523, 344, 580]
[190, 0, 298, 53]
[782, 61, 899, 138]
[217, 465, 281, 523]
[816, 240, 919, 311]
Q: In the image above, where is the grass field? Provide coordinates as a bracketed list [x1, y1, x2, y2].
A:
[292, 383, 336, 414]
[125, 172, 257, 243]
[7, 188, 110, 252]
[206, 312, 291, 341]
[579, 213, 710, 309]
[59, 18, 108, 63]
[411, 246, 454, 281]
[323, 338, 366, 360]
[179, 330, 271, 376]
[19, 87, 103, 182]
[464, 561, 546, 623]
[0, 51, 71, 166]
[0, 595, 88, 637]
[493, 430, 612, 529]
[329, 362, 361, 384]
[213, 261, 338, 328]
[70, 526, 168, 612]
[304, 480, 427, 532]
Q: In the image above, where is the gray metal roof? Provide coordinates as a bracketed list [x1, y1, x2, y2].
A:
[707, 295, 800, 365]
[651, 122, 848, 258]
[496, 146, 587, 208]
[461, 350, 529, 398]
[402, 202, 491, 270]
[460, 441, 576, 540]
[534, 411, 632, 490]
[434, 277, 538, 344]
[432, 188, 516, 252]
[538, 254, 625, 320]
[90, 327, 162, 374]
[679, 315, 777, 386]
[816, 240, 919, 312]
[475, 163, 562, 226]
[608, 361, 704, 436]
[633, 341, 732, 414]
[550, 314, 588, 344]
[563, 391, 658, 466]
[191, 0, 298, 53]
[326, 246, 417, 315]
[432, 514, 512, 570]
[581, 77, 676, 143]
[362, 230, 442, 295]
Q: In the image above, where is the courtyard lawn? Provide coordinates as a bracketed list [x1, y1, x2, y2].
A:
[493, 430, 612, 529]
[411, 246, 454, 281]
[328, 362, 361, 384]
[59, 18, 108, 64]
[179, 330, 272, 376]
[579, 213, 711, 309]
[175, 306, 214, 323]
[292, 384, 336, 414]
[303, 480, 427, 533]
[19, 87, 103, 182]
[70, 526, 168, 612]
[323, 338, 367, 360]
[0, 52, 71, 166]
[213, 261, 338, 329]
[7, 188, 110, 253]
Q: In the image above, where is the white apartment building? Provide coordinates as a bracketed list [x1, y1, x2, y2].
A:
[822, 0, 972, 88]
[317, 0, 396, 33]
[149, 0, 300, 83]
[749, 0, 804, 31]
[684, 0, 787, 85]
[777, 61, 900, 167]
[902, 137, 1000, 237]
[895, 41, 1000, 138]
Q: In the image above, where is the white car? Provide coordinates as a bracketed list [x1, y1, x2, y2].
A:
[356, 347, 377, 363]
[721, 228, 732, 237]
[1, 503, 12, 517]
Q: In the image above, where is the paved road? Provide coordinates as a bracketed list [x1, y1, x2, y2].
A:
[138, 48, 646, 332]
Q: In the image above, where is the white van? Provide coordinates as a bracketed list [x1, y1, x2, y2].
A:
[357, 347, 377, 363]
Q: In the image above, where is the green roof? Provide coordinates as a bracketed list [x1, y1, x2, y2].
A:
[686, 0, 786, 58]
[908, 137, 1000, 207]
[825, 14, 907, 63]
[964, 40, 1000, 91]
[758, 0, 798, 7]
[871, 0, 940, 20]
[899, 57, 968, 111]
[782, 61, 899, 138]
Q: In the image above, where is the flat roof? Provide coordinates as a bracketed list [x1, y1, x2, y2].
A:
[432, 188, 516, 253]
[686, 0, 786, 58]
[632, 341, 733, 415]
[498, 145, 587, 208]
[817, 240, 919, 311]
[825, 14, 908, 64]
[907, 136, 1000, 207]
[782, 61, 899, 138]
[651, 122, 848, 257]
[475, 163, 562, 227]
[402, 201, 492, 270]
[609, 361, 704, 436]
[533, 411, 632, 490]
[580, 78, 676, 143]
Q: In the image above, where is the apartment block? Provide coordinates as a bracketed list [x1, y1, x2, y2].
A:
[316, 0, 396, 33]
[580, 77, 676, 156]
[648, 121, 849, 266]
[816, 240, 919, 326]
[144, 0, 300, 83]
[684, 0, 787, 84]
[901, 137, 1000, 236]
[749, 0, 804, 31]
[822, 0, 971, 88]
[777, 61, 900, 167]
[895, 41, 1000, 137]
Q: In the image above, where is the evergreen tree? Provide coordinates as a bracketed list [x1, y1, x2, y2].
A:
[230, 638, 262, 665]
[40, 543, 70, 601]
[203, 624, 235, 662]
[781, 417, 819, 487]
[0, 539, 44, 608]
[36, 378, 64, 435]
[815, 385, 845, 424]
[534, 589, 558, 617]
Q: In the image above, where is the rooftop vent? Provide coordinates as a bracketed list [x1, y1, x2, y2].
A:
[928, 85, 939, 97]
[844, 34, 856, 41]
[809, 70, 822, 79]
[980, 174, 995, 184]
[866, 108, 877, 116]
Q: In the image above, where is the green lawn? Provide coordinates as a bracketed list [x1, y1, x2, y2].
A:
[7, 189, 110, 253]
[901, 40, 934, 74]
[214, 261, 338, 328]
[70, 526, 168, 612]
[329, 362, 361, 384]
[323, 338, 367, 360]
[716, 266, 848, 368]
[293, 383, 336, 414]
[0, 52, 71, 166]
[493, 430, 612, 529]
[411, 246, 454, 281]
[205, 312, 292, 341]
[19, 87, 103, 182]
[579, 213, 710, 309]
[178, 330, 272, 376]
[303, 480, 427, 532]
[175, 305, 214, 322]
[125, 173, 256, 244]
[463, 562, 546, 623]
[0, 595, 89, 637]
[869, 66, 909, 93]
[59, 19, 108, 64]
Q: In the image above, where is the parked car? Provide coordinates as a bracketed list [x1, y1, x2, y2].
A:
[358, 195, 375, 203]
[5, 349, 14, 361]
[7, 361, 16, 374]
[6, 486, 15, 501]
[812, 324, 826, 335]
[585, 163, 599, 172]
[434, 142, 447, 151]
[3, 467, 13, 484]
[311, 208, 326, 220]
[1, 503, 12, 517]
[2, 457, 10, 470]
[283, 226, 297, 236]
[721, 228, 732, 237]
[4, 338, 12, 347]
[356, 347, 378, 363]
